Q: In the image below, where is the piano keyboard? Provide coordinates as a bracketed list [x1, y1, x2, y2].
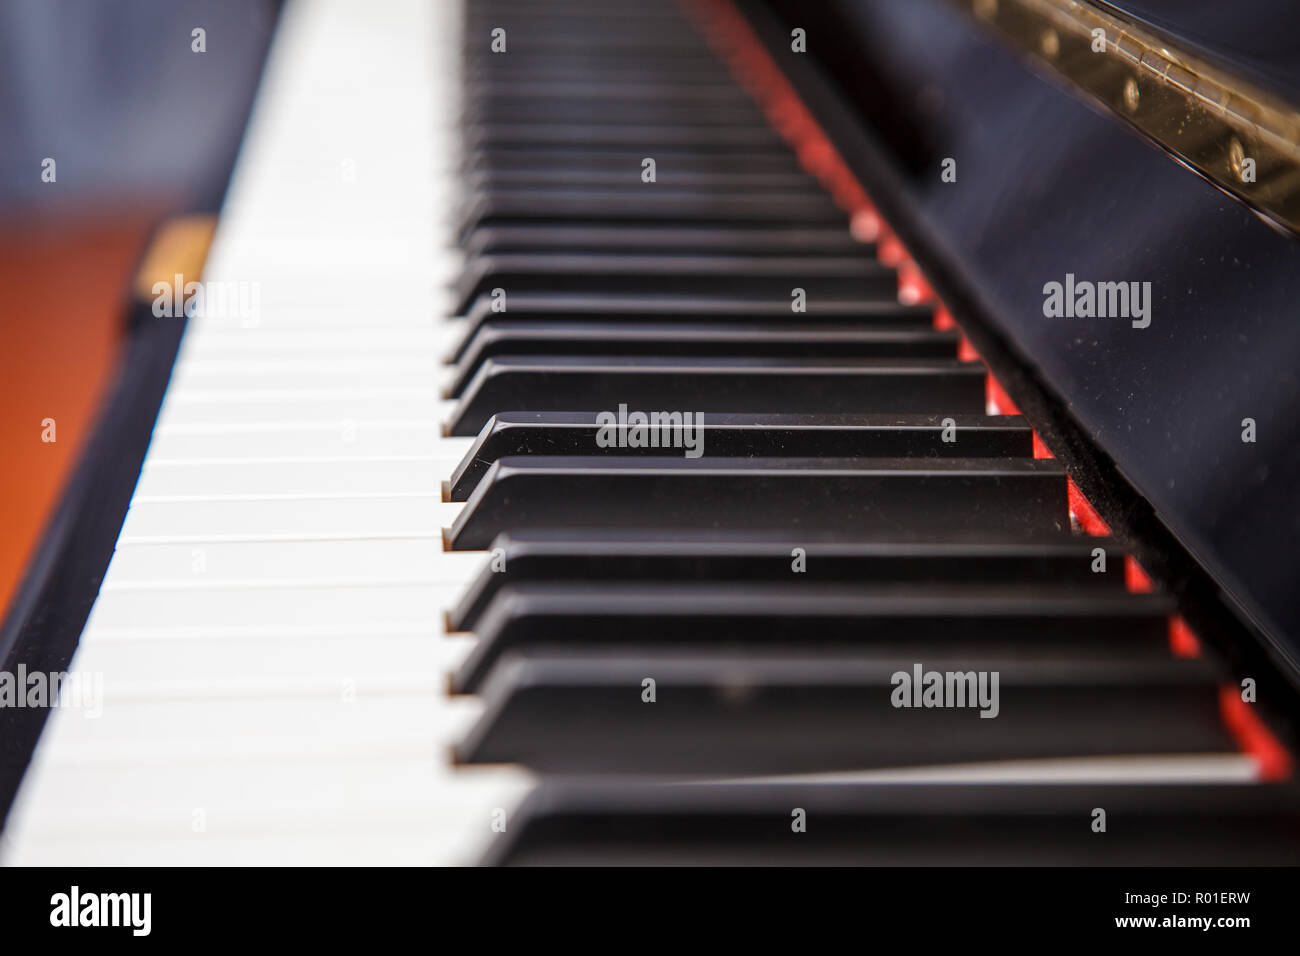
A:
[4, 0, 1297, 866]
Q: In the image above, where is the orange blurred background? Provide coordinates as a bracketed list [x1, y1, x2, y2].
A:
[0, 0, 278, 622]
[0, 201, 165, 616]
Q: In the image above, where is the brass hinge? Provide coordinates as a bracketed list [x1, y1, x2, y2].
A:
[956, 0, 1300, 237]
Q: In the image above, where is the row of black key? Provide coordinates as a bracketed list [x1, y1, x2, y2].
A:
[448, 0, 1299, 865]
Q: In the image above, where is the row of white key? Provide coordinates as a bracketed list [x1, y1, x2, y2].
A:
[3, 0, 531, 866]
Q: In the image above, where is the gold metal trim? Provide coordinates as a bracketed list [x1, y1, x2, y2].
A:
[133, 214, 217, 302]
[953, 0, 1300, 237]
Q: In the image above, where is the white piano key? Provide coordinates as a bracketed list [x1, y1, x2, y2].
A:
[67, 630, 447, 684]
[3, 767, 529, 867]
[185, 303, 453, 331]
[31, 682, 455, 743]
[149, 422, 460, 459]
[170, 357, 440, 389]
[135, 456, 441, 496]
[84, 583, 450, 630]
[3, 0, 520, 866]
[119, 494, 462, 538]
[102, 535, 479, 581]
[176, 328, 445, 355]
[12, 754, 499, 818]
[155, 390, 450, 426]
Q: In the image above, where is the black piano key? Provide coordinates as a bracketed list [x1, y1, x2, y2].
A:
[464, 42, 728, 60]
[445, 324, 958, 397]
[446, 411, 1025, 499]
[461, 29, 719, 54]
[468, 11, 691, 27]
[463, 34, 727, 54]
[464, 63, 736, 87]
[465, 82, 756, 108]
[449, 583, 1174, 693]
[469, 0, 688, 11]
[464, 4, 712, 24]
[465, 0, 702, 17]
[465, 147, 807, 175]
[446, 357, 985, 436]
[463, 99, 772, 128]
[463, 17, 710, 37]
[454, 653, 1225, 773]
[461, 223, 866, 258]
[482, 782, 1300, 866]
[438, 0, 1286, 869]
[458, 190, 851, 242]
[464, 122, 786, 152]
[460, 181, 832, 212]
[447, 530, 1127, 633]
[446, 456, 1066, 550]
[453, 253, 887, 313]
[449, 295, 933, 359]
[459, 208, 852, 253]
[465, 0, 699, 20]
[466, 168, 823, 191]
[465, 89, 759, 130]
[461, 188, 844, 227]
[463, 33, 719, 54]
